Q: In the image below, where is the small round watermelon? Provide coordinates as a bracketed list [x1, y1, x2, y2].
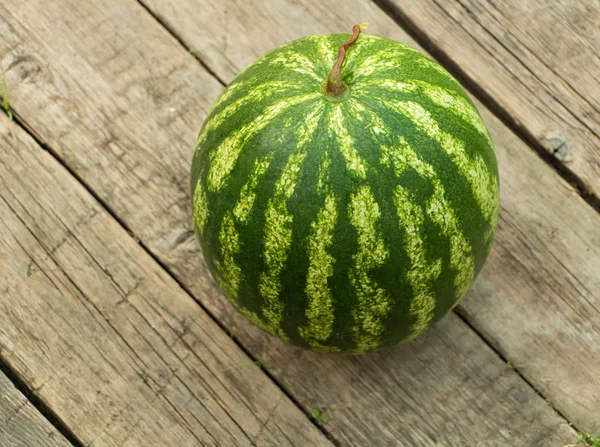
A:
[191, 25, 499, 354]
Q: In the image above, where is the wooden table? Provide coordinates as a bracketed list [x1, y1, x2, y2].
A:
[1, 0, 598, 445]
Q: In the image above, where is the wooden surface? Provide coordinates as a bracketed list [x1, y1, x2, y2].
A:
[134, 0, 600, 434]
[0, 113, 331, 446]
[241, 316, 578, 447]
[0, 371, 71, 447]
[377, 0, 600, 203]
[0, 0, 596, 444]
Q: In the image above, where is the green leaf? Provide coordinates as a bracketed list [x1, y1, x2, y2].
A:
[576, 433, 600, 447]
[310, 407, 329, 423]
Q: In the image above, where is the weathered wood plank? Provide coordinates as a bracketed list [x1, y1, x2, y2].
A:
[133, 0, 600, 432]
[463, 104, 600, 431]
[0, 115, 332, 446]
[376, 0, 600, 201]
[0, 0, 586, 444]
[0, 371, 71, 447]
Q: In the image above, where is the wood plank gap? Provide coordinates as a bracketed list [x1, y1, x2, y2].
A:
[0, 353, 82, 447]
[452, 306, 583, 436]
[0, 106, 339, 447]
[135, 0, 228, 87]
[371, 0, 600, 215]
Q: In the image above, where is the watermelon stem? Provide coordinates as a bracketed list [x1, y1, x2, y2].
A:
[324, 24, 366, 99]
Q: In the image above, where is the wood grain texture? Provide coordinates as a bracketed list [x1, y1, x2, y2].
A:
[134, 0, 600, 432]
[0, 114, 332, 446]
[0, 371, 71, 447]
[377, 0, 600, 202]
[464, 107, 600, 431]
[236, 315, 579, 447]
[0, 0, 587, 444]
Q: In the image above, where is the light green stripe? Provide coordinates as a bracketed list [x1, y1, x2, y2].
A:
[393, 185, 441, 339]
[207, 92, 319, 191]
[233, 155, 273, 223]
[353, 79, 415, 97]
[352, 46, 424, 79]
[330, 106, 368, 179]
[309, 35, 336, 67]
[258, 202, 292, 339]
[214, 212, 242, 301]
[192, 176, 209, 233]
[429, 185, 474, 301]
[259, 151, 308, 339]
[317, 151, 331, 193]
[297, 102, 325, 147]
[196, 81, 294, 149]
[348, 185, 391, 352]
[385, 99, 498, 239]
[299, 193, 338, 347]
[352, 54, 398, 79]
[270, 50, 321, 81]
[381, 139, 475, 303]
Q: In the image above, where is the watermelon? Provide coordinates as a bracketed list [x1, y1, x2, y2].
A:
[191, 25, 499, 354]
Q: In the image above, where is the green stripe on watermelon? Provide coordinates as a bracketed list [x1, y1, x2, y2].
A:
[191, 24, 499, 353]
